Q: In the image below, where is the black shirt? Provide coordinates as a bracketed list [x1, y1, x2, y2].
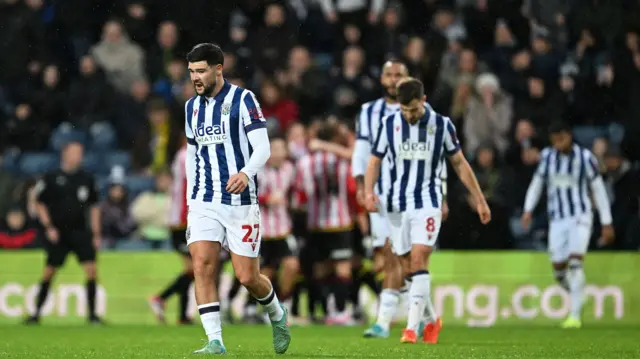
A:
[35, 168, 99, 232]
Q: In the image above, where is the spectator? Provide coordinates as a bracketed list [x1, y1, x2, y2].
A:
[100, 171, 137, 249]
[131, 98, 172, 174]
[34, 64, 67, 129]
[147, 21, 182, 84]
[330, 46, 376, 119]
[90, 20, 146, 94]
[0, 206, 39, 249]
[603, 147, 640, 249]
[3, 103, 48, 152]
[514, 76, 565, 135]
[66, 55, 115, 129]
[254, 3, 297, 76]
[464, 73, 513, 157]
[115, 79, 151, 147]
[260, 78, 299, 135]
[130, 169, 172, 250]
[0, 156, 19, 218]
[120, 1, 155, 48]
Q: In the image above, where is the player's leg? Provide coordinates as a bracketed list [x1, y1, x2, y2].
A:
[277, 236, 300, 302]
[548, 221, 570, 291]
[563, 215, 592, 328]
[188, 208, 226, 354]
[25, 241, 66, 324]
[325, 232, 353, 325]
[402, 209, 443, 344]
[178, 255, 194, 324]
[226, 204, 290, 354]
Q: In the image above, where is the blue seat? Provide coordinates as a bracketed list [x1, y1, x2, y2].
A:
[82, 152, 103, 174]
[104, 151, 131, 173]
[50, 123, 87, 151]
[88, 122, 117, 151]
[18, 153, 59, 177]
[1, 149, 21, 174]
[126, 175, 155, 199]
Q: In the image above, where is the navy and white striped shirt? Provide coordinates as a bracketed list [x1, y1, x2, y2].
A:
[184, 80, 268, 206]
[525, 144, 610, 222]
[352, 98, 399, 196]
[371, 105, 460, 213]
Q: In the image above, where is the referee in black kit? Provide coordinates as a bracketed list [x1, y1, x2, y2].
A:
[25, 141, 104, 325]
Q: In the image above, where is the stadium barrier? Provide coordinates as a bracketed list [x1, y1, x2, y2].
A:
[0, 251, 637, 326]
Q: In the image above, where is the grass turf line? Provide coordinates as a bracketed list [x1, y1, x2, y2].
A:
[1, 325, 639, 358]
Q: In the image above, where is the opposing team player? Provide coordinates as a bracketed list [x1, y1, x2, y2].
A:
[521, 121, 614, 329]
[352, 59, 408, 338]
[365, 78, 491, 344]
[295, 121, 357, 325]
[148, 136, 194, 325]
[184, 43, 290, 355]
[258, 136, 300, 311]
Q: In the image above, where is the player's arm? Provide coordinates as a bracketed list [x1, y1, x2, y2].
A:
[87, 176, 102, 248]
[34, 176, 58, 243]
[585, 151, 614, 243]
[352, 104, 372, 195]
[521, 148, 549, 228]
[440, 158, 449, 220]
[229, 91, 271, 193]
[444, 117, 491, 224]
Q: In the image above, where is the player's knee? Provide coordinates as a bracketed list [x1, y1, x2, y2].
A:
[83, 263, 97, 279]
[409, 246, 432, 273]
[373, 251, 385, 273]
[192, 254, 215, 278]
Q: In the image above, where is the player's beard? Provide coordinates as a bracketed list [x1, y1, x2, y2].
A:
[385, 86, 397, 101]
[195, 78, 216, 97]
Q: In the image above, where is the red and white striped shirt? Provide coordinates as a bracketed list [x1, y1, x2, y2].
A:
[258, 161, 296, 239]
[295, 151, 356, 231]
[169, 146, 188, 228]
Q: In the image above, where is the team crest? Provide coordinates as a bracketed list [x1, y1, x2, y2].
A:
[428, 126, 436, 135]
[221, 103, 231, 115]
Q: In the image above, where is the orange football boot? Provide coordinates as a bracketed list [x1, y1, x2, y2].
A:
[400, 329, 418, 344]
[423, 318, 443, 344]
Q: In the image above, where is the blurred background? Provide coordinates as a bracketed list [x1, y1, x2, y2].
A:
[1, 0, 640, 253]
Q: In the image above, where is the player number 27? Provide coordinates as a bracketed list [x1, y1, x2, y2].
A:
[242, 224, 260, 243]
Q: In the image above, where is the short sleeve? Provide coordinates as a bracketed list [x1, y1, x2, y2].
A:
[34, 176, 51, 204]
[443, 116, 461, 156]
[240, 90, 267, 133]
[371, 116, 389, 158]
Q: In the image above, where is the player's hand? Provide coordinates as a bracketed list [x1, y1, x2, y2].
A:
[46, 227, 59, 243]
[364, 192, 379, 213]
[476, 201, 491, 224]
[442, 200, 449, 221]
[93, 234, 102, 250]
[520, 212, 533, 230]
[226, 172, 249, 194]
[599, 225, 615, 246]
[307, 139, 324, 152]
[356, 186, 366, 206]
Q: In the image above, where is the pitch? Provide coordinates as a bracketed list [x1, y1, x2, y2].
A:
[3, 324, 639, 358]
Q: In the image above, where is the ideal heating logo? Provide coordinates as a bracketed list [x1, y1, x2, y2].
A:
[196, 123, 227, 145]
[398, 140, 429, 160]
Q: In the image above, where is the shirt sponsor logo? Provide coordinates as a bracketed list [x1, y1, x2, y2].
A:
[195, 124, 227, 145]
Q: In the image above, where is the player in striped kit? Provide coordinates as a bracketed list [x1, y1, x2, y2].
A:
[184, 43, 290, 355]
[351, 60, 409, 338]
[365, 78, 490, 344]
[521, 121, 614, 329]
[148, 136, 194, 325]
[257, 137, 300, 308]
[295, 121, 358, 325]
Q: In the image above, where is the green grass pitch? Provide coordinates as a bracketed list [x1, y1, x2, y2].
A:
[2, 324, 639, 358]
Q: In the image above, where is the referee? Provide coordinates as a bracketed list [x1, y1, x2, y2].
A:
[25, 141, 104, 325]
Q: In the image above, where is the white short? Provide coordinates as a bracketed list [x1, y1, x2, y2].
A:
[548, 213, 593, 263]
[186, 203, 262, 258]
[387, 207, 443, 256]
[369, 199, 391, 249]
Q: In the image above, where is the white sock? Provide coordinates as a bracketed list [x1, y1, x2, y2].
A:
[554, 268, 570, 291]
[567, 259, 585, 319]
[422, 274, 437, 323]
[256, 288, 284, 322]
[375, 289, 400, 331]
[198, 302, 223, 344]
[406, 271, 429, 331]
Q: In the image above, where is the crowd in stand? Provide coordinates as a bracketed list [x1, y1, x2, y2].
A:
[1, 0, 639, 251]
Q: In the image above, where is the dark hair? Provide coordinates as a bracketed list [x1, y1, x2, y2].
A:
[548, 121, 571, 135]
[186, 43, 224, 66]
[316, 121, 338, 142]
[397, 78, 424, 105]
